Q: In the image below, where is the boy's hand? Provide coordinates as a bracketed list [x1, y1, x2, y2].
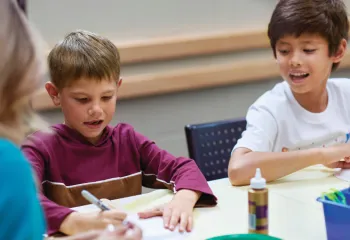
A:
[61, 222, 142, 240]
[138, 189, 201, 232]
[60, 210, 127, 235]
[322, 144, 350, 168]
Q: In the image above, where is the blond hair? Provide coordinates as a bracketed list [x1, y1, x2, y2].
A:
[0, 0, 48, 145]
[48, 30, 121, 90]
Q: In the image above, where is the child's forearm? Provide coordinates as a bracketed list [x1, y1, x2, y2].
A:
[59, 212, 81, 235]
[174, 189, 202, 207]
[60, 209, 127, 236]
[60, 212, 107, 235]
[59, 212, 100, 235]
[228, 148, 324, 186]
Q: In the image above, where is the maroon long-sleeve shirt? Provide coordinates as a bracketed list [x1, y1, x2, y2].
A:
[22, 123, 217, 235]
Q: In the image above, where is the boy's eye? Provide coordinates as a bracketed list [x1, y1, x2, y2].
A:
[75, 98, 89, 103]
[102, 96, 113, 101]
[304, 49, 316, 53]
[277, 49, 289, 55]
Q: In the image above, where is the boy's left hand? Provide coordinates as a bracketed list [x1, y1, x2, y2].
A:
[138, 189, 201, 233]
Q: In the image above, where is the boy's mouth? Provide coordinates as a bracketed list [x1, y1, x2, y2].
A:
[84, 120, 103, 128]
[289, 72, 309, 82]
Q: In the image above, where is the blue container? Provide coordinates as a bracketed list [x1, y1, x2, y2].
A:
[317, 187, 350, 240]
[206, 234, 281, 240]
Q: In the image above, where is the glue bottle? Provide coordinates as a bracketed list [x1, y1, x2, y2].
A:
[248, 168, 268, 234]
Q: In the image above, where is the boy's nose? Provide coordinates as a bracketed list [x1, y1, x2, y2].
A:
[89, 104, 103, 116]
[290, 53, 302, 67]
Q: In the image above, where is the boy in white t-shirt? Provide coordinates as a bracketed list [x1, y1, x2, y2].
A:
[229, 0, 350, 185]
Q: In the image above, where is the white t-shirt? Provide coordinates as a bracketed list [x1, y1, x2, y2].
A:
[234, 78, 350, 153]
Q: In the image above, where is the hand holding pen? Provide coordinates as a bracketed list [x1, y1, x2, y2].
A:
[53, 223, 142, 240]
[79, 190, 142, 240]
[81, 190, 112, 211]
[47, 222, 142, 240]
[58, 191, 128, 236]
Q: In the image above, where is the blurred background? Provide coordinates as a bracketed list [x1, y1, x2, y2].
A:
[27, 0, 350, 157]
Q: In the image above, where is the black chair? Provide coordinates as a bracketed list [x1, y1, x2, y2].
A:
[185, 118, 247, 181]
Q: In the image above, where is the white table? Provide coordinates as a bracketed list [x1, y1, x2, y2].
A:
[74, 165, 348, 240]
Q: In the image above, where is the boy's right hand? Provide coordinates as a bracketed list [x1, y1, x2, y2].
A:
[60, 210, 127, 236]
[322, 144, 350, 168]
[62, 222, 142, 240]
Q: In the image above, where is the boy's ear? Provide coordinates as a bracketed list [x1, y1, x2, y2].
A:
[116, 77, 122, 93]
[45, 82, 61, 106]
[332, 38, 347, 63]
[117, 77, 122, 88]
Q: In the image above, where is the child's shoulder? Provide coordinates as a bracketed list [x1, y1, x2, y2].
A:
[25, 127, 56, 143]
[23, 124, 63, 148]
[327, 78, 350, 93]
[252, 81, 289, 108]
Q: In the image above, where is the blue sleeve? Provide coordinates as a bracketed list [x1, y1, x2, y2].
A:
[0, 139, 46, 240]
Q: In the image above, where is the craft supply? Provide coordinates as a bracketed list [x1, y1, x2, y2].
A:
[321, 188, 347, 205]
[248, 168, 268, 235]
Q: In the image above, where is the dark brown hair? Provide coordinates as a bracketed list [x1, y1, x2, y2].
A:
[268, 0, 349, 71]
[48, 30, 121, 90]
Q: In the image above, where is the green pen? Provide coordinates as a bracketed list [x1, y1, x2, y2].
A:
[321, 188, 347, 205]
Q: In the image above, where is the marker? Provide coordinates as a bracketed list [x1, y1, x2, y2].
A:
[81, 190, 110, 211]
[81, 190, 132, 228]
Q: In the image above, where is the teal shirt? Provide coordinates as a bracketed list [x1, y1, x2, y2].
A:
[0, 139, 46, 240]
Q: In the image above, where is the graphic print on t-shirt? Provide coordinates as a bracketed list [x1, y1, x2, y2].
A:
[281, 132, 350, 152]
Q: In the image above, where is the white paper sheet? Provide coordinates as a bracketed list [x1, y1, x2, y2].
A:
[335, 168, 350, 182]
[72, 205, 192, 239]
[125, 214, 191, 240]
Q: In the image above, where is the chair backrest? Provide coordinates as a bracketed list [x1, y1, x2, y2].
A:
[185, 118, 246, 181]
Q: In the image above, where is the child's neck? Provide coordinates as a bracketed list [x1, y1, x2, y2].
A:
[63, 121, 104, 145]
[293, 87, 328, 113]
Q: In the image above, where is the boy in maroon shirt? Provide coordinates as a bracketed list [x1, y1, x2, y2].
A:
[22, 30, 217, 237]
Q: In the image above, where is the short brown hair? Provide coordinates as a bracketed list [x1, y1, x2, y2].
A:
[48, 30, 121, 90]
[268, 0, 349, 71]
